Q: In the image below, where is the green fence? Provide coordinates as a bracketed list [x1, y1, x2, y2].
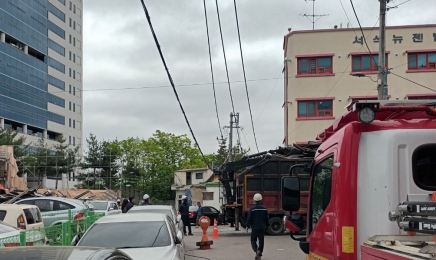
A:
[0, 210, 105, 247]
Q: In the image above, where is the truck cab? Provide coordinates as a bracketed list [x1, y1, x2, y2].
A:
[282, 100, 436, 259]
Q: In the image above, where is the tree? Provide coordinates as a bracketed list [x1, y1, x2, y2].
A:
[80, 133, 120, 189]
[215, 138, 228, 166]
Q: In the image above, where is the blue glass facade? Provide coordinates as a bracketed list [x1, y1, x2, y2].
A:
[0, 0, 65, 130]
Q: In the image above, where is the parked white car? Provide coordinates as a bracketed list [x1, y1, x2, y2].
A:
[0, 221, 46, 247]
[128, 205, 182, 234]
[88, 200, 121, 216]
[0, 204, 44, 230]
[73, 213, 185, 260]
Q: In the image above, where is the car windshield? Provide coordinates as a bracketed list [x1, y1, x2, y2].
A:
[78, 221, 171, 248]
[0, 221, 18, 234]
[89, 202, 108, 211]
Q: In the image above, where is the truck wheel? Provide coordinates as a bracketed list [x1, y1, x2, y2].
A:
[267, 217, 284, 236]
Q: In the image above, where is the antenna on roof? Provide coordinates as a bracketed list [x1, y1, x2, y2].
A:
[300, 0, 329, 30]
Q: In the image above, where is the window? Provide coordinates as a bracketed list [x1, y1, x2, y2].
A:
[73, 21, 76, 30]
[69, 18, 72, 27]
[55, 201, 74, 210]
[203, 192, 214, 200]
[69, 51, 71, 60]
[69, 1, 72, 10]
[73, 53, 75, 63]
[352, 54, 388, 72]
[73, 4, 76, 13]
[413, 144, 436, 190]
[298, 99, 333, 118]
[35, 200, 54, 212]
[73, 37, 76, 46]
[69, 136, 71, 145]
[69, 68, 72, 77]
[69, 85, 72, 94]
[23, 208, 42, 224]
[297, 56, 333, 75]
[408, 52, 436, 70]
[186, 172, 192, 185]
[73, 87, 76, 96]
[73, 120, 75, 128]
[69, 101, 71, 110]
[69, 118, 71, 127]
[407, 94, 436, 100]
[73, 70, 76, 79]
[69, 34, 72, 44]
[73, 137, 75, 146]
[309, 156, 333, 234]
[73, 103, 76, 112]
[195, 172, 203, 179]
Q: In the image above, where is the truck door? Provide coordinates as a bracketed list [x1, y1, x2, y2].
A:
[307, 155, 335, 259]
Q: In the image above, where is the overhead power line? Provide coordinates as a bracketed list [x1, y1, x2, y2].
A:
[389, 71, 436, 92]
[203, 0, 223, 139]
[214, 0, 235, 114]
[232, 0, 259, 153]
[139, 0, 210, 169]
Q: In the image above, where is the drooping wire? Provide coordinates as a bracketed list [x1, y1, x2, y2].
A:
[214, 0, 235, 114]
[203, 0, 223, 139]
[139, 0, 210, 169]
[232, 0, 259, 153]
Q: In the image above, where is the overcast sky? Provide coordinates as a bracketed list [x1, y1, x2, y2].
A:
[82, 0, 435, 154]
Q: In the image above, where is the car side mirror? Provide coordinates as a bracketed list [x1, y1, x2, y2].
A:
[176, 231, 183, 244]
[176, 215, 181, 223]
[71, 234, 80, 246]
[281, 176, 300, 212]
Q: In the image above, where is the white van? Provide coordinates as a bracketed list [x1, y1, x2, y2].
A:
[0, 204, 44, 230]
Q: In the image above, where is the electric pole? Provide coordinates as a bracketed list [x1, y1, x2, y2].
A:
[300, 0, 329, 30]
[378, 0, 389, 100]
[225, 112, 240, 163]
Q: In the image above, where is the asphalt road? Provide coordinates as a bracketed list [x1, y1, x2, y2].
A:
[183, 225, 305, 260]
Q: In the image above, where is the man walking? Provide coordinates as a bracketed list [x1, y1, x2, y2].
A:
[141, 194, 153, 205]
[196, 202, 203, 228]
[124, 196, 135, 213]
[178, 196, 193, 236]
[246, 193, 269, 260]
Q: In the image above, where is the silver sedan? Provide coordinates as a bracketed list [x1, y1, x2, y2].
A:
[73, 213, 185, 260]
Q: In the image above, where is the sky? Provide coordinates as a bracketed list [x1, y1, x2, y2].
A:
[82, 0, 435, 155]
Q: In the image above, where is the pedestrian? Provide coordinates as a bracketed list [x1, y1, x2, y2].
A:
[246, 193, 269, 260]
[141, 194, 153, 205]
[123, 196, 135, 213]
[121, 198, 129, 213]
[178, 195, 193, 236]
[196, 202, 203, 228]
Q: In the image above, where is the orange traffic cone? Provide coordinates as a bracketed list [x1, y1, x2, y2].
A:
[212, 219, 219, 239]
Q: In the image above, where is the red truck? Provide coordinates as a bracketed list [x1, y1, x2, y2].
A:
[282, 100, 436, 259]
[215, 144, 318, 235]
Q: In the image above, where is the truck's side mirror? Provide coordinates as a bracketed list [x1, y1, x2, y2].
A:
[281, 176, 300, 212]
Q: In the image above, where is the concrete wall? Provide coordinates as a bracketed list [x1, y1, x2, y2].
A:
[284, 24, 436, 144]
[173, 168, 213, 186]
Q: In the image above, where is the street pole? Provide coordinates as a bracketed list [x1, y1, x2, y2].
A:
[378, 0, 388, 100]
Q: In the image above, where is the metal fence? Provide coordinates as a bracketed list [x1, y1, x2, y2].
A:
[0, 210, 105, 247]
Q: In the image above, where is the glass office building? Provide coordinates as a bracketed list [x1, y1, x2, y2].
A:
[0, 0, 83, 147]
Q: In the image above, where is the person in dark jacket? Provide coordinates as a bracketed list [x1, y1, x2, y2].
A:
[141, 194, 153, 205]
[123, 196, 135, 213]
[178, 196, 193, 236]
[246, 193, 269, 260]
[121, 199, 129, 213]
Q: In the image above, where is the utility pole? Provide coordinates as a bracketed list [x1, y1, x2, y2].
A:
[225, 112, 240, 163]
[378, 0, 389, 100]
[300, 0, 329, 30]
